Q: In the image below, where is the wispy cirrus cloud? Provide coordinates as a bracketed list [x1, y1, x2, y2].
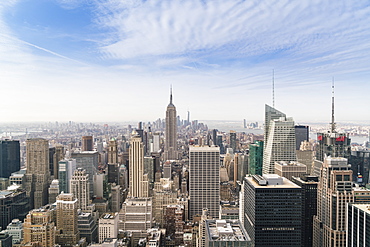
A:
[91, 0, 370, 77]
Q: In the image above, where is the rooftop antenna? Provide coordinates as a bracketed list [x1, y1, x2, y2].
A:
[170, 85, 173, 104]
[272, 69, 275, 108]
[331, 77, 336, 133]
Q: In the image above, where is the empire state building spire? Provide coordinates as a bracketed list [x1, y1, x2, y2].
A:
[164, 86, 178, 160]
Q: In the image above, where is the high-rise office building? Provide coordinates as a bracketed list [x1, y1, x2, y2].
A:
[55, 193, 79, 246]
[119, 197, 152, 246]
[82, 136, 93, 151]
[294, 125, 309, 150]
[263, 116, 297, 174]
[98, 213, 119, 243]
[0, 184, 30, 230]
[129, 131, 148, 197]
[70, 168, 90, 211]
[23, 208, 56, 247]
[48, 179, 59, 204]
[263, 104, 286, 147]
[292, 174, 318, 247]
[164, 88, 178, 160]
[0, 140, 20, 178]
[78, 211, 98, 244]
[24, 138, 50, 209]
[229, 131, 237, 152]
[349, 149, 370, 184]
[243, 174, 302, 246]
[316, 87, 351, 162]
[58, 159, 76, 193]
[248, 140, 263, 175]
[313, 157, 353, 247]
[108, 139, 118, 164]
[274, 161, 307, 181]
[53, 145, 64, 179]
[189, 145, 220, 219]
[346, 203, 370, 246]
[71, 151, 98, 197]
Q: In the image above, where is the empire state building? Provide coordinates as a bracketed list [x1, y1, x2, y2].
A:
[164, 88, 178, 160]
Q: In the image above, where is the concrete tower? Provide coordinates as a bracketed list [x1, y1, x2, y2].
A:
[82, 136, 93, 151]
[70, 168, 90, 211]
[23, 208, 55, 247]
[129, 131, 148, 197]
[164, 87, 178, 160]
[56, 193, 79, 246]
[313, 157, 354, 247]
[24, 138, 50, 209]
[189, 145, 220, 219]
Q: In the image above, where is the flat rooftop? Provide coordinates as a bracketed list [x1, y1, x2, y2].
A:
[206, 220, 250, 242]
[246, 175, 301, 189]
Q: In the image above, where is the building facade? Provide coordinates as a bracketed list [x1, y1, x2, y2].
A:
[243, 174, 302, 246]
[0, 140, 20, 179]
[189, 145, 220, 219]
[24, 138, 50, 209]
[129, 131, 148, 198]
[164, 88, 178, 160]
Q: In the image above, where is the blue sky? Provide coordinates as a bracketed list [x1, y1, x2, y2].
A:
[1, 0, 370, 123]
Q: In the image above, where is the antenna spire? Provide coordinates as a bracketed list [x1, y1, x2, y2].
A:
[272, 69, 275, 108]
[170, 85, 173, 104]
[331, 78, 336, 133]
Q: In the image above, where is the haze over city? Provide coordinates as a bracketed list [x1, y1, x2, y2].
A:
[1, 1, 370, 123]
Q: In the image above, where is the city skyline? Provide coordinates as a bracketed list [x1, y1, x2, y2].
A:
[1, 1, 370, 122]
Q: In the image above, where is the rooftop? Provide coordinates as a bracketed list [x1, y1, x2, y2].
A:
[206, 220, 250, 242]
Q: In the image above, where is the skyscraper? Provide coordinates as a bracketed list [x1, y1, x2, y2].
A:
[82, 136, 93, 151]
[316, 85, 351, 162]
[164, 87, 178, 160]
[0, 140, 20, 178]
[55, 193, 79, 246]
[243, 174, 302, 246]
[291, 174, 318, 247]
[347, 203, 370, 246]
[295, 125, 309, 150]
[24, 138, 50, 209]
[248, 140, 263, 175]
[58, 159, 76, 193]
[129, 130, 148, 197]
[263, 104, 286, 146]
[263, 116, 297, 174]
[23, 208, 55, 247]
[70, 168, 90, 211]
[71, 151, 98, 197]
[229, 130, 237, 152]
[313, 157, 353, 247]
[189, 145, 220, 219]
[53, 145, 64, 179]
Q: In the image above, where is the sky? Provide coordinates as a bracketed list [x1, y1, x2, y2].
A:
[1, 0, 370, 124]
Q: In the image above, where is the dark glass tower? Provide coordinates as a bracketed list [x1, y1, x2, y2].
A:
[0, 140, 20, 178]
[244, 174, 302, 246]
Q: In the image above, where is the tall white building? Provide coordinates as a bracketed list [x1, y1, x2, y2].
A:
[70, 168, 90, 211]
[263, 116, 297, 174]
[129, 131, 148, 197]
[6, 219, 23, 245]
[189, 145, 220, 219]
[164, 88, 178, 160]
[119, 197, 152, 246]
[98, 213, 118, 243]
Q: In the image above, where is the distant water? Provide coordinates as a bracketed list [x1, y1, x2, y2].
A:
[202, 120, 263, 134]
[203, 120, 369, 144]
